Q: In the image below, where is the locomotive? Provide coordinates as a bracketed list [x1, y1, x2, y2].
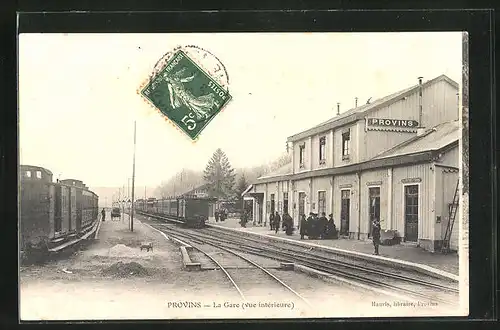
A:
[136, 195, 215, 228]
[19, 165, 99, 258]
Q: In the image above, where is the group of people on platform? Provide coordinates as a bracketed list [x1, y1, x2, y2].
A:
[260, 211, 338, 239]
[299, 212, 339, 240]
[214, 209, 227, 222]
[269, 211, 294, 235]
[238, 209, 382, 255]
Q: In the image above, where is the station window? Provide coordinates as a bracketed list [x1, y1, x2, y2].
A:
[318, 191, 326, 215]
[36, 171, 42, 179]
[342, 130, 351, 160]
[319, 136, 326, 164]
[25, 171, 31, 178]
[270, 194, 275, 214]
[299, 143, 305, 168]
[283, 192, 289, 214]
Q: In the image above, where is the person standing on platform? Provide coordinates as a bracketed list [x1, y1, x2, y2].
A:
[101, 208, 106, 222]
[299, 214, 307, 239]
[372, 218, 381, 255]
[282, 211, 294, 235]
[269, 212, 275, 231]
[239, 211, 247, 228]
[274, 211, 281, 234]
[215, 210, 220, 222]
[326, 213, 338, 239]
[318, 212, 328, 239]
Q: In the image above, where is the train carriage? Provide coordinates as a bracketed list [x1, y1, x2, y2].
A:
[138, 194, 215, 228]
[19, 165, 99, 258]
[179, 196, 216, 228]
[146, 198, 158, 214]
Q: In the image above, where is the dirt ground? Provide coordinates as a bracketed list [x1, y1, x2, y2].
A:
[20, 216, 238, 320]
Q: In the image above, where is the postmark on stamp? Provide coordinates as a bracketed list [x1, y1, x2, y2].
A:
[139, 45, 232, 140]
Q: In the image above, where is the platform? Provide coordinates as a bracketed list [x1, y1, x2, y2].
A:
[206, 218, 459, 278]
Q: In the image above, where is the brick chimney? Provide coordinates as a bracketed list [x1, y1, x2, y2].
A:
[416, 77, 426, 136]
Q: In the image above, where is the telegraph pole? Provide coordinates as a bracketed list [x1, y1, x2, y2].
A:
[127, 177, 131, 215]
[131, 121, 137, 232]
[122, 184, 125, 221]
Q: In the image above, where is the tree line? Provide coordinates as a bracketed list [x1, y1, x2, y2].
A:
[154, 148, 291, 206]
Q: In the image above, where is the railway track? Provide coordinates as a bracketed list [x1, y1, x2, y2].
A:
[205, 227, 459, 291]
[140, 212, 459, 306]
[159, 225, 312, 309]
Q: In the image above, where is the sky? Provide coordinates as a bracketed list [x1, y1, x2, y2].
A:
[18, 32, 462, 191]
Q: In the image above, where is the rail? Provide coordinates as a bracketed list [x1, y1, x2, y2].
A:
[158, 224, 312, 308]
[139, 211, 459, 306]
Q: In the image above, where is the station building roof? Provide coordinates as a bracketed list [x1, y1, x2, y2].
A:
[256, 162, 293, 179]
[373, 120, 459, 160]
[287, 74, 459, 143]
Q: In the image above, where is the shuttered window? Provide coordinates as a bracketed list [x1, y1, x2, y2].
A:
[299, 144, 305, 167]
[318, 191, 326, 215]
[342, 130, 350, 159]
[319, 136, 326, 163]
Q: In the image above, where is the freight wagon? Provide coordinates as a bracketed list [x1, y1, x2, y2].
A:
[19, 165, 99, 259]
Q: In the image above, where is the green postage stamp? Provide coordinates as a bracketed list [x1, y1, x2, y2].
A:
[140, 46, 232, 140]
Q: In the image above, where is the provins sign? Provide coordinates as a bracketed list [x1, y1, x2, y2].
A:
[366, 118, 419, 128]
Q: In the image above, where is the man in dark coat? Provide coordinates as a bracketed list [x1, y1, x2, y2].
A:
[326, 213, 338, 239]
[282, 211, 294, 235]
[274, 211, 281, 234]
[214, 210, 220, 222]
[308, 213, 319, 239]
[269, 212, 275, 230]
[239, 211, 248, 228]
[318, 212, 328, 239]
[372, 218, 381, 255]
[299, 214, 307, 239]
[305, 212, 316, 238]
[101, 208, 106, 222]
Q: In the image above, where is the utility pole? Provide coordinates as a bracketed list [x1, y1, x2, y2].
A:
[131, 120, 137, 232]
[128, 178, 131, 202]
[127, 177, 131, 215]
[122, 184, 125, 221]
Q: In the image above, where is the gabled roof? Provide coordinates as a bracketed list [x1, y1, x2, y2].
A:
[287, 74, 459, 143]
[241, 184, 254, 197]
[256, 162, 293, 180]
[182, 183, 210, 196]
[373, 120, 459, 160]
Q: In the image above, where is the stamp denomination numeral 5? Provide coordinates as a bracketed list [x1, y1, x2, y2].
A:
[181, 113, 197, 131]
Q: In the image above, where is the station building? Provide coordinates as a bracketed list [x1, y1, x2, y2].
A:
[243, 75, 460, 252]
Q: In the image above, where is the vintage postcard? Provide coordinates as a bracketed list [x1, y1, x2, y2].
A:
[18, 32, 468, 320]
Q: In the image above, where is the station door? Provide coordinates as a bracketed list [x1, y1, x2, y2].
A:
[368, 187, 380, 238]
[340, 190, 350, 236]
[404, 185, 419, 242]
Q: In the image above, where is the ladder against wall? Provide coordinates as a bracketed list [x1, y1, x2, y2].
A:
[441, 179, 459, 254]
